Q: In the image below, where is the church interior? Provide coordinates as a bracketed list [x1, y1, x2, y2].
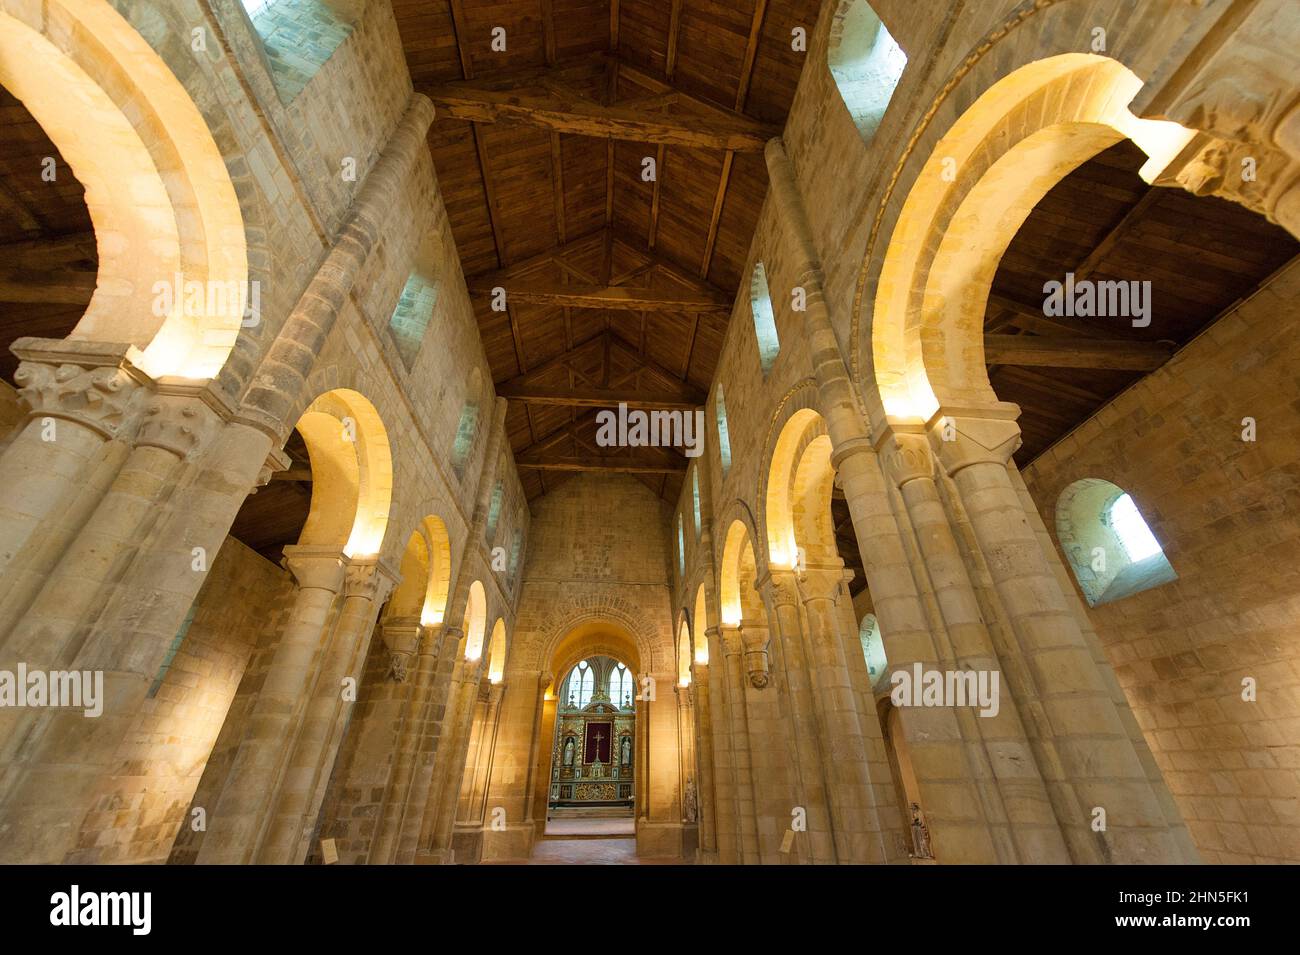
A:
[0, 0, 1298, 867]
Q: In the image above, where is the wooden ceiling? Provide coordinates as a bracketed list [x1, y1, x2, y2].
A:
[393, 0, 820, 503]
[0, 88, 96, 384]
[985, 140, 1299, 466]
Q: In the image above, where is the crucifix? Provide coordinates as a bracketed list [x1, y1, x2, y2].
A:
[592, 727, 605, 759]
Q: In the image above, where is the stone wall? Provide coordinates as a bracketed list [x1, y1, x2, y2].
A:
[1022, 260, 1300, 864]
[72, 537, 292, 864]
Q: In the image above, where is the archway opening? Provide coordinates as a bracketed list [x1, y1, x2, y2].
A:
[547, 655, 637, 821]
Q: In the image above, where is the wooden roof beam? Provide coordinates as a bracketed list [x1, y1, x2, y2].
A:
[497, 382, 704, 410]
[467, 277, 731, 313]
[422, 78, 778, 151]
[983, 334, 1173, 370]
[515, 453, 686, 475]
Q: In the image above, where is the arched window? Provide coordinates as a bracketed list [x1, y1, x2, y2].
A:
[715, 383, 732, 477]
[677, 513, 686, 578]
[750, 262, 780, 374]
[578, 661, 594, 707]
[1057, 479, 1177, 607]
[611, 662, 632, 707]
[486, 481, 503, 539]
[388, 271, 439, 370]
[859, 614, 888, 688]
[828, 0, 907, 144]
[452, 370, 483, 478]
[691, 467, 702, 540]
[240, 0, 356, 105]
[508, 528, 522, 581]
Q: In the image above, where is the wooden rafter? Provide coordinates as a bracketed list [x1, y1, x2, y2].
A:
[983, 334, 1173, 370]
[422, 82, 777, 151]
[467, 276, 731, 313]
[516, 454, 686, 475]
[497, 381, 703, 410]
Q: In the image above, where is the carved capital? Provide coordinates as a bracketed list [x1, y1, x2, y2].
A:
[797, 562, 846, 604]
[386, 649, 414, 684]
[930, 415, 1021, 476]
[282, 546, 347, 592]
[344, 557, 401, 603]
[740, 626, 770, 689]
[382, 616, 423, 655]
[134, 392, 222, 460]
[718, 624, 743, 657]
[878, 429, 933, 488]
[13, 361, 142, 440]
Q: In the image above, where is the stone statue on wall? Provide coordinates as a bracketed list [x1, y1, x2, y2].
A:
[684, 779, 698, 823]
[562, 736, 575, 768]
[909, 803, 934, 860]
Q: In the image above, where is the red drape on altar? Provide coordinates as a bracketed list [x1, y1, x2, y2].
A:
[584, 721, 612, 763]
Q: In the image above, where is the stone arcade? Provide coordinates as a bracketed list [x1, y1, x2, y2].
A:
[0, 0, 1298, 866]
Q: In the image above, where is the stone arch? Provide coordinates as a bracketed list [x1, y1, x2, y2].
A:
[676, 615, 692, 687]
[757, 378, 820, 567]
[462, 579, 488, 661]
[293, 388, 392, 557]
[718, 511, 764, 627]
[692, 583, 710, 666]
[387, 529, 430, 619]
[867, 53, 1201, 424]
[420, 515, 453, 625]
[536, 599, 658, 678]
[486, 618, 508, 683]
[0, 0, 248, 380]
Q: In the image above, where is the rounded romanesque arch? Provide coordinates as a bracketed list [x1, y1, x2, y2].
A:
[867, 53, 1200, 424]
[0, 0, 248, 380]
[294, 388, 392, 558]
[757, 379, 821, 569]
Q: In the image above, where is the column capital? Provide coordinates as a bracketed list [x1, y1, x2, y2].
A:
[929, 413, 1021, 476]
[875, 424, 934, 488]
[281, 546, 347, 592]
[717, 624, 743, 657]
[756, 567, 800, 609]
[343, 556, 401, 602]
[739, 624, 770, 689]
[134, 380, 236, 460]
[797, 561, 846, 604]
[381, 615, 423, 655]
[11, 338, 149, 440]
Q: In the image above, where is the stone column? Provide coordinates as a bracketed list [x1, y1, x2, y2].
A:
[420, 647, 485, 863]
[0, 342, 144, 638]
[196, 546, 346, 864]
[688, 655, 719, 862]
[394, 624, 463, 864]
[260, 557, 397, 864]
[718, 624, 760, 863]
[675, 681, 696, 854]
[796, 562, 901, 864]
[935, 415, 1189, 864]
[759, 570, 836, 863]
[878, 425, 1072, 864]
[369, 620, 441, 864]
[703, 625, 739, 864]
[0, 380, 256, 864]
[480, 668, 547, 861]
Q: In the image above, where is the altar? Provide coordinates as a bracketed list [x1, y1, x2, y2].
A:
[549, 660, 635, 809]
